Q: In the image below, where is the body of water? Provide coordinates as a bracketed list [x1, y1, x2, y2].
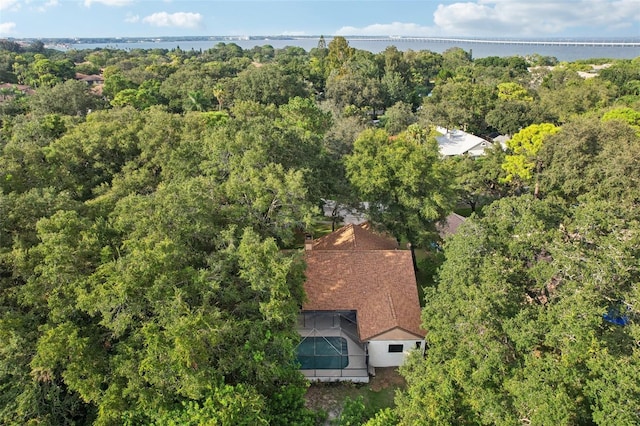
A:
[57, 37, 640, 61]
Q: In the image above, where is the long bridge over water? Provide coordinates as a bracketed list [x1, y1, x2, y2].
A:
[341, 36, 640, 48]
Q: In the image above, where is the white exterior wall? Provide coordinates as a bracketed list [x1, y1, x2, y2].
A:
[367, 340, 424, 367]
[467, 142, 490, 157]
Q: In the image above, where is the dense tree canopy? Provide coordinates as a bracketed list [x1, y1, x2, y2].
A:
[0, 102, 324, 424]
[397, 195, 640, 425]
[345, 124, 454, 244]
[0, 39, 638, 425]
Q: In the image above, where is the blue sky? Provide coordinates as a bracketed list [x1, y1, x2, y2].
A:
[1, 0, 639, 39]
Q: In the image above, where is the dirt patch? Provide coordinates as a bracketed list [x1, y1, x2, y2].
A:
[304, 367, 406, 423]
[304, 382, 350, 418]
[368, 367, 406, 391]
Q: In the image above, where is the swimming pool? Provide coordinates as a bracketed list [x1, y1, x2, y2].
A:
[296, 336, 349, 370]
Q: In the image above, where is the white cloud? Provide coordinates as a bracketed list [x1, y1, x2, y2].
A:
[124, 12, 139, 23]
[84, 0, 132, 6]
[34, 0, 58, 12]
[0, 21, 16, 34]
[0, 0, 21, 11]
[142, 11, 203, 28]
[336, 0, 640, 37]
[336, 22, 437, 36]
[433, 0, 640, 36]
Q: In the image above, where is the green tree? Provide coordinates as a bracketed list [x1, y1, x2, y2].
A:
[29, 79, 104, 116]
[446, 144, 509, 213]
[0, 113, 72, 194]
[228, 64, 309, 106]
[325, 55, 385, 115]
[202, 105, 323, 244]
[540, 114, 640, 204]
[486, 100, 533, 136]
[212, 82, 226, 111]
[345, 124, 454, 244]
[338, 396, 366, 426]
[326, 36, 355, 76]
[536, 71, 616, 123]
[420, 80, 495, 134]
[381, 69, 411, 106]
[277, 96, 333, 137]
[601, 106, 640, 133]
[18, 177, 311, 424]
[598, 58, 640, 97]
[135, 79, 164, 108]
[101, 69, 136, 100]
[157, 384, 269, 426]
[396, 195, 640, 425]
[502, 122, 560, 197]
[186, 89, 211, 112]
[441, 47, 472, 72]
[381, 101, 416, 135]
[158, 64, 220, 112]
[497, 82, 533, 102]
[23, 56, 75, 87]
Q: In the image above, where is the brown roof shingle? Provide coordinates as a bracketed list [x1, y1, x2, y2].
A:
[312, 223, 399, 251]
[436, 213, 467, 238]
[303, 224, 424, 341]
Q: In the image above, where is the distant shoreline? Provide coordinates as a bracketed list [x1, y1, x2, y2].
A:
[7, 35, 640, 48]
[6, 36, 637, 61]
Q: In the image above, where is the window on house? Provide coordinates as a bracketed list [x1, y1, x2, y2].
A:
[388, 344, 403, 353]
[415, 341, 422, 349]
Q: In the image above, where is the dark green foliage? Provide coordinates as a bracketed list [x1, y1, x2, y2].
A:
[0, 101, 322, 424]
[345, 124, 455, 244]
[29, 79, 105, 116]
[474, 55, 528, 71]
[486, 100, 534, 135]
[397, 195, 640, 425]
[0, 41, 638, 426]
[540, 114, 640, 203]
[228, 63, 310, 106]
[381, 101, 416, 135]
[420, 79, 496, 135]
[445, 144, 510, 213]
[338, 396, 367, 426]
[598, 59, 640, 97]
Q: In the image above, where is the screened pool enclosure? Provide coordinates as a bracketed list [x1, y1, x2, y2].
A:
[296, 311, 369, 382]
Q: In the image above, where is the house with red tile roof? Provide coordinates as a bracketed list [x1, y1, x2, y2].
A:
[297, 223, 425, 382]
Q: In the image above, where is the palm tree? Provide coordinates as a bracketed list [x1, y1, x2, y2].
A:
[186, 90, 207, 112]
[212, 83, 225, 111]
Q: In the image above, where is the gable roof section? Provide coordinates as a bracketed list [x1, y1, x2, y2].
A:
[436, 213, 467, 238]
[435, 126, 491, 156]
[312, 223, 399, 251]
[303, 224, 424, 341]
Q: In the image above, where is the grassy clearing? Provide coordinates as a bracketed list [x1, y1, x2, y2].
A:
[414, 249, 444, 307]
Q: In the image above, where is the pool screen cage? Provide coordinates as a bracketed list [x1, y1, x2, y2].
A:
[296, 311, 369, 379]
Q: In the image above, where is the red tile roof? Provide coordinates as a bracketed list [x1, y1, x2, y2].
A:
[303, 223, 424, 341]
